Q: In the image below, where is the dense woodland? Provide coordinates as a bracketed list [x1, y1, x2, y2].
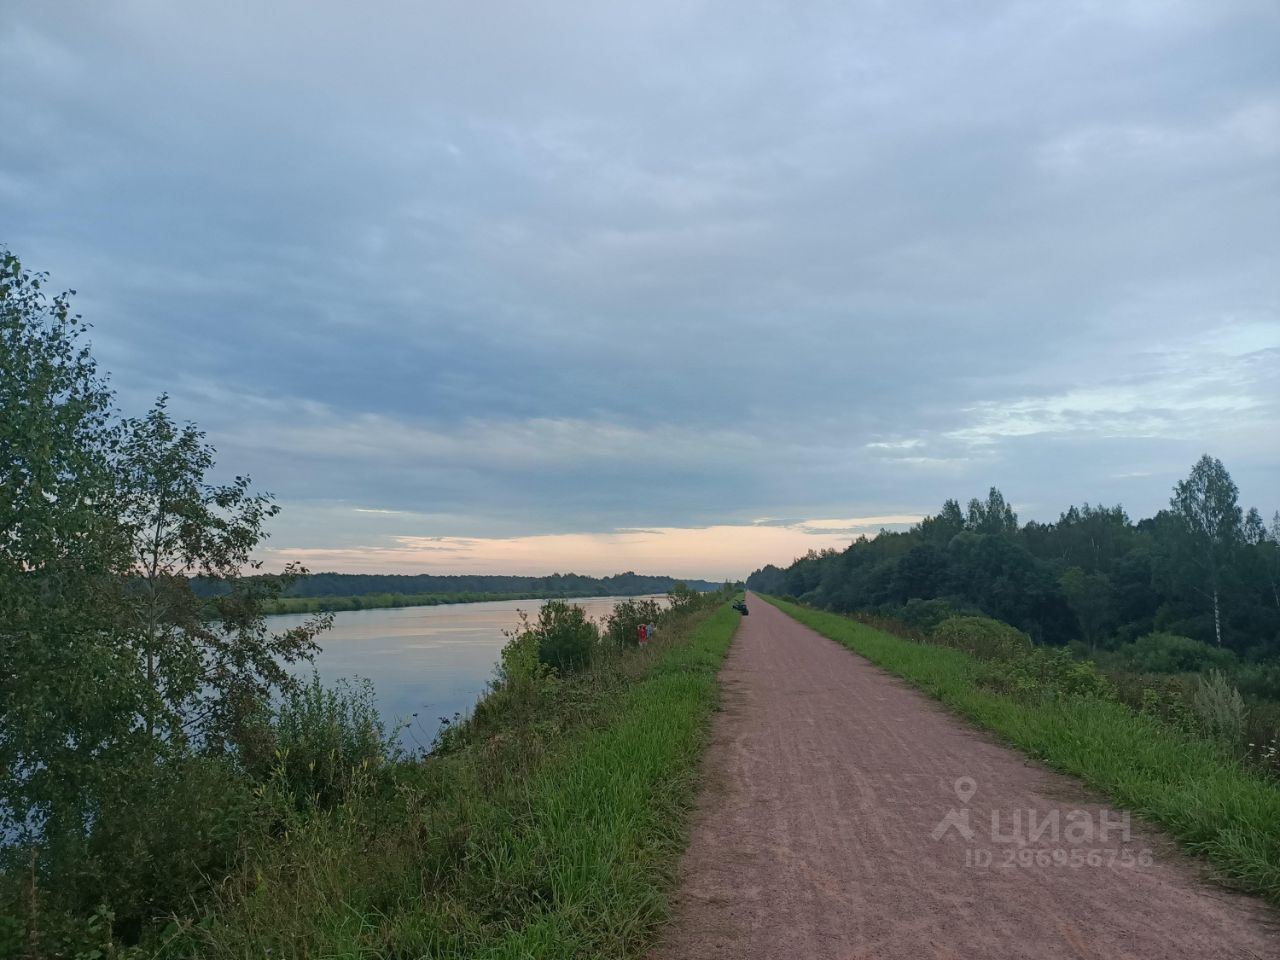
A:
[194, 570, 720, 600]
[748, 461, 1280, 662]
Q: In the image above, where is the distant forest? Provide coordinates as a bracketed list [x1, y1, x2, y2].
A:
[194, 570, 722, 600]
[747, 456, 1279, 660]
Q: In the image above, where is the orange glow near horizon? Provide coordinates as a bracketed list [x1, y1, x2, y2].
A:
[265, 516, 922, 581]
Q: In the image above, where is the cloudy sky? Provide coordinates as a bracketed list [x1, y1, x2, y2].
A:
[3, 1, 1277, 579]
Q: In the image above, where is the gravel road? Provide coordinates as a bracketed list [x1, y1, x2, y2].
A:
[653, 594, 1278, 959]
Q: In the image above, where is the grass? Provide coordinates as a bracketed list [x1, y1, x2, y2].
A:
[155, 602, 741, 959]
[764, 596, 1280, 907]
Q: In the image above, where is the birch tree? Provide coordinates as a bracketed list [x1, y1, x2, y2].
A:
[2, 249, 329, 843]
[116, 399, 329, 751]
[1170, 455, 1242, 645]
[1, 249, 134, 842]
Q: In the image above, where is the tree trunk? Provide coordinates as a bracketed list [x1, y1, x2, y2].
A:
[144, 503, 165, 739]
[1213, 588, 1223, 646]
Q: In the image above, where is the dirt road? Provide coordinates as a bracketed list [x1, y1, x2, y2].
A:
[654, 595, 1278, 959]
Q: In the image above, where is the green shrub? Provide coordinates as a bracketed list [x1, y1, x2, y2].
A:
[932, 615, 1032, 661]
[1109, 673, 1199, 733]
[853, 612, 927, 643]
[1246, 702, 1280, 776]
[533, 600, 599, 674]
[897, 598, 971, 633]
[1194, 670, 1248, 758]
[254, 674, 397, 807]
[1233, 661, 1280, 703]
[496, 615, 554, 686]
[1, 677, 398, 955]
[1114, 632, 1237, 674]
[1065, 639, 1093, 660]
[1, 755, 256, 957]
[435, 615, 562, 755]
[605, 598, 664, 647]
[667, 582, 704, 614]
[1050, 651, 1113, 700]
[981, 647, 1113, 703]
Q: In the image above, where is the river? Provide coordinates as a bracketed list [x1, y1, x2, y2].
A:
[266, 595, 664, 752]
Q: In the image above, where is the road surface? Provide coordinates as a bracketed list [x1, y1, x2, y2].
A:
[653, 595, 1278, 959]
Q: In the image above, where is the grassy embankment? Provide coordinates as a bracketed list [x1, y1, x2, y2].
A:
[763, 596, 1280, 907]
[155, 602, 741, 959]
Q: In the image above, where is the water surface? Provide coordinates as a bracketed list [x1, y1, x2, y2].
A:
[268, 595, 662, 752]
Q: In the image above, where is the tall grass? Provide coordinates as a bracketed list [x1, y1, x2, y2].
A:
[152, 602, 740, 958]
[765, 597, 1280, 907]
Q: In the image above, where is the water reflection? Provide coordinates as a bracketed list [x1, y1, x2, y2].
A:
[267, 595, 663, 752]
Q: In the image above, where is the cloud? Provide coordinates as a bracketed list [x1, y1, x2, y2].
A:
[946, 319, 1279, 447]
[1036, 98, 1280, 176]
[2, 0, 1277, 575]
[866, 439, 925, 452]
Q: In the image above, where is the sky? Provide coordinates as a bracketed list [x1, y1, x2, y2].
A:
[2, 1, 1278, 580]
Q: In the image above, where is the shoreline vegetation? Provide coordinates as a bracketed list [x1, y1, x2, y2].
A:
[763, 596, 1280, 907]
[200, 592, 740, 960]
[259, 590, 545, 615]
[196, 571, 725, 616]
[255, 585, 713, 616]
[4, 588, 740, 957]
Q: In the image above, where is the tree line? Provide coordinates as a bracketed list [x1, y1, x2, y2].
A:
[747, 459, 1280, 661]
[195, 570, 721, 601]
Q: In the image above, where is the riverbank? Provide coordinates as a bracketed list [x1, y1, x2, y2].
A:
[266, 594, 677, 750]
[162, 598, 740, 958]
[259, 587, 717, 616]
[3, 593, 741, 958]
[202, 571, 725, 615]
